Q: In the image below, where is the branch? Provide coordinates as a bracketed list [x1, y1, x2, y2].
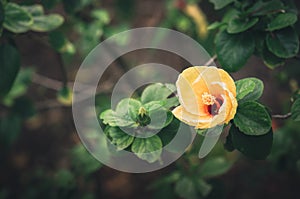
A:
[32, 73, 63, 91]
[272, 112, 292, 119]
[204, 54, 217, 66]
[32, 72, 113, 110]
[56, 52, 68, 87]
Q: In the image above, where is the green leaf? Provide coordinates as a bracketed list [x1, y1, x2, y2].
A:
[209, 0, 234, 10]
[48, 31, 76, 55]
[266, 27, 299, 58]
[22, 4, 44, 16]
[91, 9, 110, 24]
[234, 101, 272, 136]
[141, 83, 174, 104]
[0, 1, 4, 28]
[175, 177, 198, 199]
[116, 98, 141, 122]
[62, 0, 92, 14]
[207, 21, 225, 30]
[115, 0, 135, 20]
[0, 44, 20, 97]
[41, 0, 60, 9]
[216, 31, 255, 72]
[165, 83, 176, 93]
[254, 31, 266, 55]
[196, 179, 212, 197]
[54, 169, 75, 189]
[149, 171, 180, 190]
[157, 118, 180, 146]
[57, 86, 73, 106]
[161, 97, 179, 110]
[71, 144, 102, 175]
[262, 47, 285, 69]
[21, 4, 64, 32]
[131, 135, 162, 163]
[0, 114, 21, 148]
[199, 157, 233, 178]
[227, 17, 259, 34]
[235, 77, 264, 103]
[100, 98, 141, 127]
[176, 15, 193, 32]
[103, 24, 130, 47]
[105, 126, 134, 151]
[224, 133, 235, 152]
[144, 101, 173, 129]
[99, 109, 136, 127]
[2, 68, 33, 106]
[291, 98, 300, 121]
[3, 2, 33, 33]
[230, 124, 273, 160]
[196, 128, 208, 136]
[246, 0, 284, 16]
[267, 13, 297, 31]
[268, 122, 300, 167]
[30, 14, 64, 32]
[222, 8, 240, 23]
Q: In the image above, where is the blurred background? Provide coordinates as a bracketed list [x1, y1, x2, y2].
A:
[1, 0, 300, 199]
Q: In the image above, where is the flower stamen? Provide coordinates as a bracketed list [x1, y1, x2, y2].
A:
[201, 92, 216, 105]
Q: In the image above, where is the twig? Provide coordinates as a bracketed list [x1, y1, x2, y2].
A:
[204, 54, 217, 66]
[32, 73, 63, 91]
[32, 72, 112, 110]
[272, 112, 292, 119]
[36, 99, 68, 111]
[32, 72, 110, 93]
[56, 52, 68, 87]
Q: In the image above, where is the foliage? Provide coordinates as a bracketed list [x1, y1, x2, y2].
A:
[149, 141, 235, 199]
[209, 0, 299, 71]
[3, 3, 64, 33]
[269, 121, 300, 173]
[100, 83, 178, 163]
[0, 0, 300, 198]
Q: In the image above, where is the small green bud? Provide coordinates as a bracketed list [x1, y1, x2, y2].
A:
[138, 107, 147, 117]
[137, 107, 151, 126]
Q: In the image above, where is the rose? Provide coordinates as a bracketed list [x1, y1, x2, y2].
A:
[172, 66, 237, 129]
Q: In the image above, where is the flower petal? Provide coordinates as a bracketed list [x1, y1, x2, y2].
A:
[172, 105, 212, 128]
[193, 66, 225, 96]
[225, 90, 238, 123]
[177, 67, 209, 115]
[217, 68, 236, 97]
[210, 81, 237, 123]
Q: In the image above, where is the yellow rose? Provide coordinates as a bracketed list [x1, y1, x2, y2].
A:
[172, 66, 238, 129]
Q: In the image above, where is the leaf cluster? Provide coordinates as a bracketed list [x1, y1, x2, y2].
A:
[225, 77, 273, 159]
[100, 83, 179, 163]
[209, 0, 299, 71]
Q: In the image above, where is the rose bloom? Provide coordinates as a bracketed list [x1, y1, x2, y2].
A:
[172, 66, 238, 129]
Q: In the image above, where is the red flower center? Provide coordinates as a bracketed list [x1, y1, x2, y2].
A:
[207, 97, 223, 116]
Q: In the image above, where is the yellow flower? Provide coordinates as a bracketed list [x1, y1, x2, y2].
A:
[172, 66, 238, 129]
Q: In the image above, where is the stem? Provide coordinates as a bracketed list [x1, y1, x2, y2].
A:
[204, 54, 217, 66]
[36, 99, 68, 111]
[32, 73, 63, 91]
[57, 52, 68, 87]
[272, 112, 292, 119]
